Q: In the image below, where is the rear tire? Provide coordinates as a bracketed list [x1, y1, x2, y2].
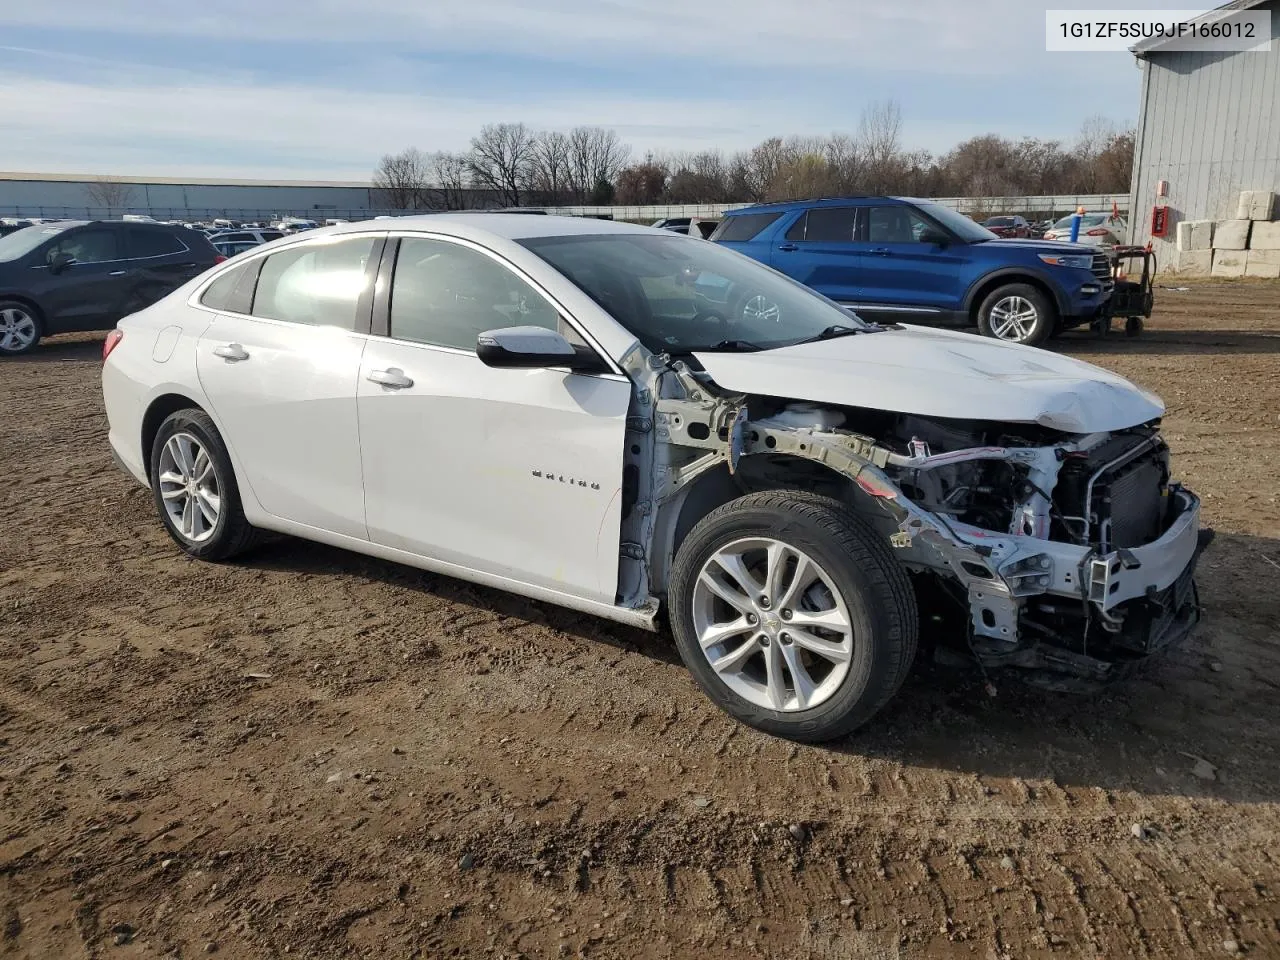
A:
[150, 409, 263, 561]
[668, 491, 918, 742]
[0, 300, 43, 356]
[977, 283, 1055, 346]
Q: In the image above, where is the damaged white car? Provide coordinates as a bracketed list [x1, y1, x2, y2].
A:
[102, 217, 1210, 741]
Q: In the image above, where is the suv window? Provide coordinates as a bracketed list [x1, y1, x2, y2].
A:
[127, 226, 187, 259]
[710, 212, 783, 242]
[791, 207, 857, 243]
[47, 228, 119, 265]
[865, 206, 932, 243]
[389, 237, 574, 351]
[251, 236, 376, 328]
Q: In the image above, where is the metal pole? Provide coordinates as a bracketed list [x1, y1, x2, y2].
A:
[1069, 205, 1084, 243]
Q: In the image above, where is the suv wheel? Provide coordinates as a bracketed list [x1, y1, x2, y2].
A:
[668, 491, 918, 742]
[150, 409, 263, 561]
[0, 301, 43, 356]
[977, 283, 1055, 346]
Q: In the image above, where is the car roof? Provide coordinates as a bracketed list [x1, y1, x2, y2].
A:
[322, 213, 659, 242]
[725, 196, 919, 215]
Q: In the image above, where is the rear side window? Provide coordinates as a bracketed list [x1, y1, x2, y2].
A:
[126, 227, 187, 259]
[710, 212, 783, 242]
[251, 236, 377, 328]
[199, 260, 261, 314]
[801, 207, 858, 243]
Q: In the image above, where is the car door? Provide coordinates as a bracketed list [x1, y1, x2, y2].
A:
[123, 225, 204, 314]
[36, 225, 132, 330]
[357, 234, 631, 603]
[768, 207, 862, 305]
[195, 234, 381, 539]
[848, 205, 968, 314]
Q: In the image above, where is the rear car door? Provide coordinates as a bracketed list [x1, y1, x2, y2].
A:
[36, 225, 132, 330]
[195, 234, 381, 539]
[123, 225, 208, 315]
[849, 205, 967, 314]
[356, 234, 631, 603]
[769, 207, 862, 305]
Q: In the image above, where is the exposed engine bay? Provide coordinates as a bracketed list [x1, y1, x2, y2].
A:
[616, 351, 1209, 688]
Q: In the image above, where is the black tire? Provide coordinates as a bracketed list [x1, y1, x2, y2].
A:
[668, 491, 918, 742]
[149, 408, 263, 561]
[976, 283, 1055, 346]
[0, 299, 44, 356]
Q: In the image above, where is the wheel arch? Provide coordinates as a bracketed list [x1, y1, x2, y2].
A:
[963, 270, 1065, 323]
[0, 293, 46, 321]
[141, 392, 209, 470]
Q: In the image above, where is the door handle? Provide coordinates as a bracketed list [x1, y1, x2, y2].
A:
[777, 243, 799, 252]
[108, 270, 128, 276]
[367, 368, 414, 389]
[213, 343, 249, 362]
[869, 247, 892, 256]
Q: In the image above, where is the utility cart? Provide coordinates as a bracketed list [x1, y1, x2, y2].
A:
[1092, 244, 1157, 337]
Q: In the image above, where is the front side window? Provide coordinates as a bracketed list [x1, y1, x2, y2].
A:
[251, 236, 376, 328]
[865, 206, 933, 243]
[521, 233, 873, 355]
[48, 229, 119, 264]
[389, 237, 567, 351]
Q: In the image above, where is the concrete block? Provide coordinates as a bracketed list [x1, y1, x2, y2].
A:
[1245, 249, 1280, 278]
[1211, 249, 1248, 277]
[1171, 249, 1213, 276]
[1176, 219, 1214, 251]
[1236, 190, 1276, 220]
[1214, 219, 1252, 250]
[1249, 220, 1280, 250]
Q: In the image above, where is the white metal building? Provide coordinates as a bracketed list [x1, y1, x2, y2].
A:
[1128, 0, 1280, 258]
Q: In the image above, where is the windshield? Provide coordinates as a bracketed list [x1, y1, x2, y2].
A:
[0, 223, 71, 262]
[520, 233, 873, 353]
[984, 217, 1015, 227]
[913, 202, 996, 242]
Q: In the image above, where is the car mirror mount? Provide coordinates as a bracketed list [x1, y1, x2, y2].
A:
[48, 252, 75, 274]
[476, 325, 607, 373]
[918, 228, 949, 246]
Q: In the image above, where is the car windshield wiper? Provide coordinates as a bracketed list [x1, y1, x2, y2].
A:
[696, 339, 767, 352]
[792, 324, 864, 345]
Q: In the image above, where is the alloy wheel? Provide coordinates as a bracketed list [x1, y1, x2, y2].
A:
[988, 296, 1039, 342]
[691, 537, 853, 711]
[157, 432, 221, 543]
[0, 307, 37, 353]
[741, 295, 782, 324]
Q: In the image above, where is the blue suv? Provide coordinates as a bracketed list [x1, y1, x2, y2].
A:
[710, 197, 1113, 346]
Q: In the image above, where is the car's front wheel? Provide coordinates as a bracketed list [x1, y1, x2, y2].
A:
[150, 408, 262, 561]
[977, 283, 1055, 346]
[668, 491, 918, 742]
[0, 300, 43, 356]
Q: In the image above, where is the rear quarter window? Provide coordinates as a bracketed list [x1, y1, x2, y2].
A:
[710, 212, 783, 242]
[199, 260, 262, 315]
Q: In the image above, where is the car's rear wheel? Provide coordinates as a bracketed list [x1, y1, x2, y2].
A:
[0, 301, 43, 356]
[150, 409, 262, 561]
[977, 283, 1055, 346]
[668, 491, 918, 742]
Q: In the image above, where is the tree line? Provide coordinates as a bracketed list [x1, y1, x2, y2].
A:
[373, 101, 1135, 210]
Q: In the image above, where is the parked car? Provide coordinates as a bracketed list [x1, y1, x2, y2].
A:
[209, 228, 285, 245]
[212, 239, 263, 259]
[274, 218, 320, 234]
[652, 217, 692, 234]
[711, 197, 1113, 346]
[981, 215, 1031, 238]
[0, 220, 222, 355]
[1043, 213, 1128, 247]
[100, 216, 1206, 741]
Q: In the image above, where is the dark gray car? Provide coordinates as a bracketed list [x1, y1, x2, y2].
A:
[0, 220, 222, 355]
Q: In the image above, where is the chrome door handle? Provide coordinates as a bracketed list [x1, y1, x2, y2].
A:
[108, 270, 128, 276]
[367, 368, 413, 389]
[213, 343, 249, 362]
[777, 243, 799, 252]
[869, 247, 892, 256]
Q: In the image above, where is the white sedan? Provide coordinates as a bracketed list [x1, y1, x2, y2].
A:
[102, 216, 1206, 741]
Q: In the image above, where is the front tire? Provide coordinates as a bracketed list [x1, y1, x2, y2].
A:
[668, 491, 918, 742]
[150, 409, 262, 561]
[0, 300, 43, 356]
[977, 283, 1055, 346]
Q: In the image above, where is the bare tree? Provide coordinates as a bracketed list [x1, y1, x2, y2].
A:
[373, 148, 430, 209]
[567, 127, 631, 202]
[858, 100, 903, 167]
[427, 151, 472, 210]
[529, 130, 573, 202]
[84, 178, 136, 210]
[615, 156, 668, 205]
[468, 123, 537, 207]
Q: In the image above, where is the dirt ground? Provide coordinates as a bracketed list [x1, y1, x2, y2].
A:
[2, 281, 1279, 960]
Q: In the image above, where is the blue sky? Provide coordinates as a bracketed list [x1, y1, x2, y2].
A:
[0, 1, 1209, 181]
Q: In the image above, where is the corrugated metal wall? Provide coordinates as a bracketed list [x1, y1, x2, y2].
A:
[1130, 0, 1280, 258]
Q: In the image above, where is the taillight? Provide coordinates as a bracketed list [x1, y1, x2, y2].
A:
[1085, 228, 1109, 236]
[103, 329, 124, 362]
[213, 254, 228, 264]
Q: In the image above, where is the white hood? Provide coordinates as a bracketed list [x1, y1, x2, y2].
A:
[694, 325, 1164, 434]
